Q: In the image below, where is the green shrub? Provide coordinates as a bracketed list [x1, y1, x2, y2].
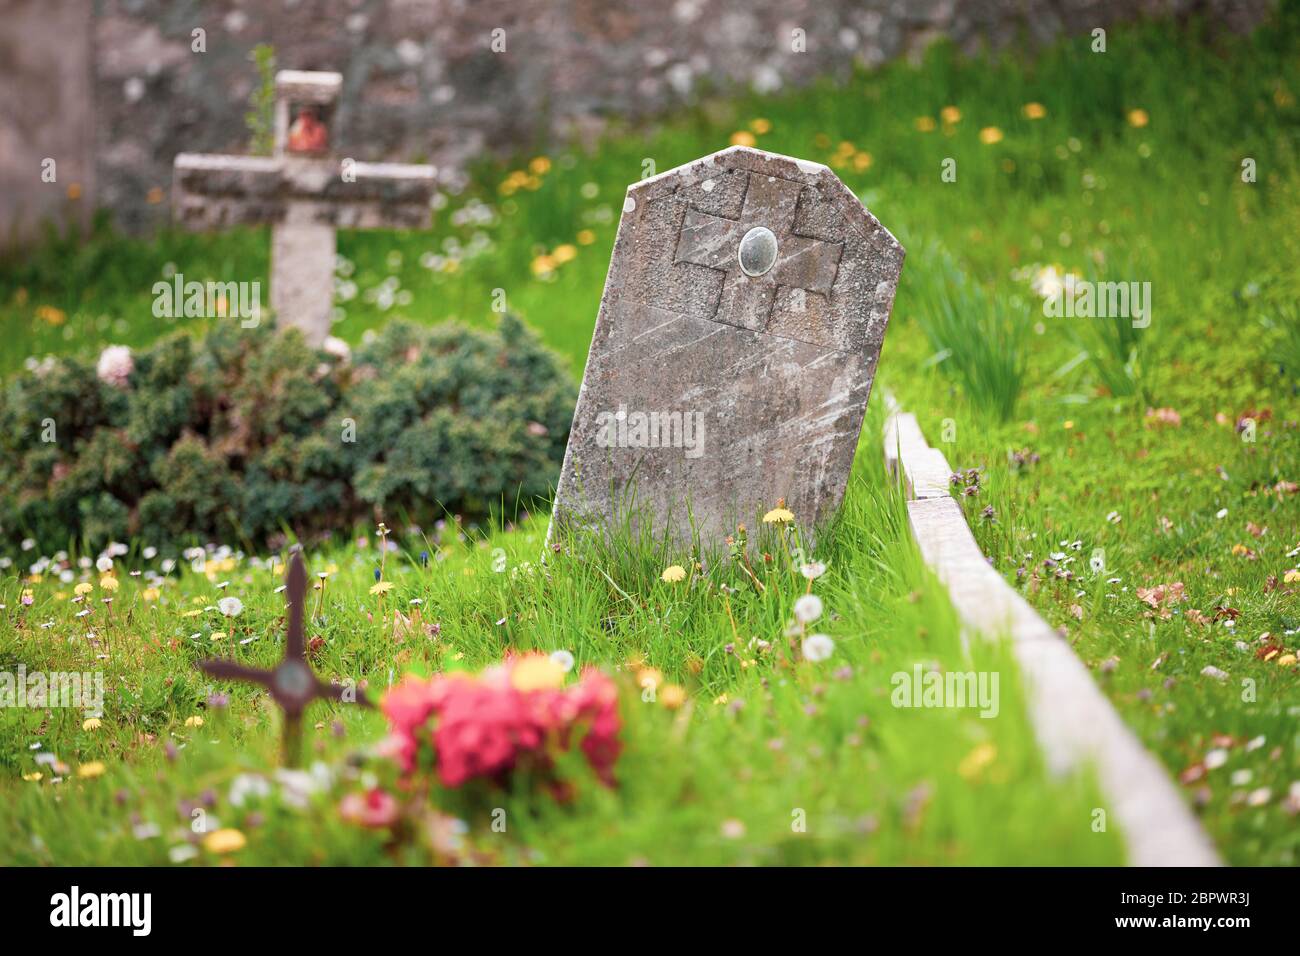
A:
[0, 316, 574, 556]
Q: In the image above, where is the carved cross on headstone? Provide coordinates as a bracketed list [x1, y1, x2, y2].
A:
[171, 70, 435, 345]
[198, 550, 370, 766]
[553, 146, 904, 548]
[674, 172, 843, 332]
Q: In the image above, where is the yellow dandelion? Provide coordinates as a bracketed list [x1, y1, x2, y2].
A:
[74, 582, 94, 596]
[99, 575, 120, 592]
[529, 156, 552, 175]
[36, 305, 67, 325]
[660, 684, 687, 710]
[141, 587, 160, 602]
[1022, 102, 1047, 120]
[1282, 569, 1299, 584]
[958, 742, 997, 780]
[369, 581, 394, 596]
[940, 106, 961, 125]
[66, 182, 82, 200]
[511, 655, 566, 692]
[749, 117, 772, 135]
[729, 130, 757, 147]
[210, 632, 226, 642]
[660, 564, 687, 583]
[552, 243, 577, 264]
[852, 151, 873, 171]
[1127, 108, 1149, 128]
[637, 667, 663, 690]
[530, 254, 557, 277]
[82, 717, 102, 731]
[576, 229, 596, 245]
[184, 715, 205, 727]
[181, 609, 203, 618]
[914, 116, 936, 132]
[203, 828, 247, 854]
[77, 761, 106, 779]
[979, 126, 1004, 145]
[22, 771, 42, 782]
[713, 693, 729, 706]
[763, 506, 795, 525]
[1277, 654, 1297, 667]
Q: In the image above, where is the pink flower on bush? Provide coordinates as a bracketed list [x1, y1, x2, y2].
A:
[339, 788, 400, 828]
[380, 655, 622, 790]
[96, 345, 134, 388]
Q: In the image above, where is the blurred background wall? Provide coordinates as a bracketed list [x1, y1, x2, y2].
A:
[0, 0, 1275, 244]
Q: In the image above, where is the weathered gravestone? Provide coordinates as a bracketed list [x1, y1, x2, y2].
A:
[171, 70, 435, 345]
[553, 146, 904, 548]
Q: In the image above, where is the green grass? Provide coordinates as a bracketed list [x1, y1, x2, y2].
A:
[4, 9, 1300, 864]
[0, 404, 1119, 865]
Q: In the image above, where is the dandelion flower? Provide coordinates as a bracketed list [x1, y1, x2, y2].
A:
[82, 718, 102, 731]
[217, 596, 243, 617]
[141, 587, 161, 602]
[940, 106, 962, 125]
[99, 575, 120, 593]
[763, 506, 795, 524]
[749, 117, 772, 134]
[979, 126, 1004, 145]
[660, 565, 687, 583]
[729, 130, 757, 147]
[800, 561, 827, 580]
[369, 581, 395, 596]
[660, 684, 687, 710]
[185, 715, 205, 727]
[22, 772, 42, 782]
[74, 582, 94, 596]
[793, 594, 823, 624]
[1127, 108, 1149, 128]
[914, 116, 936, 132]
[210, 632, 226, 642]
[576, 229, 596, 245]
[202, 828, 247, 854]
[802, 633, 835, 662]
[552, 243, 577, 264]
[1022, 102, 1047, 120]
[77, 761, 107, 779]
[511, 655, 566, 692]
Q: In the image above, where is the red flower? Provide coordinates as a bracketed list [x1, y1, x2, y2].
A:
[339, 788, 400, 828]
[379, 656, 622, 790]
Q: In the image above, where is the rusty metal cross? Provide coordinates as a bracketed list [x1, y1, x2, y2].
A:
[673, 171, 844, 332]
[198, 550, 369, 766]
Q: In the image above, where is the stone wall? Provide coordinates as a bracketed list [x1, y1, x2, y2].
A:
[0, 0, 1277, 242]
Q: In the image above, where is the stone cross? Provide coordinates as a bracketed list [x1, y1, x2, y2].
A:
[552, 146, 904, 548]
[198, 550, 370, 766]
[171, 70, 435, 345]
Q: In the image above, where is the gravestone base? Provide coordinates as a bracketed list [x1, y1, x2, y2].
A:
[271, 217, 335, 345]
